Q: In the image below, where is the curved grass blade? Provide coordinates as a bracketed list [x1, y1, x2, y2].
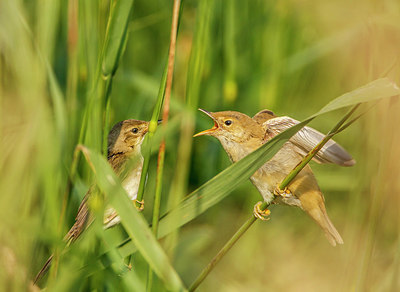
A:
[312, 78, 399, 117]
[158, 78, 399, 238]
[78, 146, 185, 291]
[112, 78, 399, 258]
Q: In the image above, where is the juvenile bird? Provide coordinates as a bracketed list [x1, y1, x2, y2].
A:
[34, 119, 150, 283]
[194, 109, 355, 246]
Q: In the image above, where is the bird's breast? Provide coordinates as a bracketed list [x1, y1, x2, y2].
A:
[122, 166, 143, 200]
[220, 139, 256, 162]
[250, 143, 305, 202]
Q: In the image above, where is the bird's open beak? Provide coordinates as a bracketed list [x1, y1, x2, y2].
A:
[193, 108, 219, 137]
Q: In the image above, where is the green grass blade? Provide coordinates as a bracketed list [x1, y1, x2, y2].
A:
[102, 0, 134, 77]
[78, 146, 185, 291]
[312, 78, 399, 117]
[114, 78, 399, 257]
[159, 78, 399, 238]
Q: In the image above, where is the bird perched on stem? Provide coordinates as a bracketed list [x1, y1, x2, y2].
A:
[194, 109, 355, 246]
[34, 119, 150, 284]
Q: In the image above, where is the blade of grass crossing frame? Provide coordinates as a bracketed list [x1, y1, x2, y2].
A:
[114, 78, 400, 257]
[188, 79, 398, 290]
[78, 146, 185, 291]
[188, 102, 363, 292]
[312, 78, 399, 117]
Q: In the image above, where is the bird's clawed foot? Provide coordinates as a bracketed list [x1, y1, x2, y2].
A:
[274, 186, 293, 198]
[253, 201, 271, 221]
[134, 199, 144, 211]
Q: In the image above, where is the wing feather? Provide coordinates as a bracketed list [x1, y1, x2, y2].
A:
[262, 116, 355, 166]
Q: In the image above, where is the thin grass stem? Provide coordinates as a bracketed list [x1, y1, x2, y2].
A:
[135, 64, 168, 207]
[146, 0, 181, 290]
[188, 216, 257, 292]
[164, 0, 211, 258]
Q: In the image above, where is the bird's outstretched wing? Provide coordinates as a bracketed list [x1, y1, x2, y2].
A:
[262, 116, 355, 166]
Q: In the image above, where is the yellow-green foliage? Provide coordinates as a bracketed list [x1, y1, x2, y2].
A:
[1, 0, 400, 291]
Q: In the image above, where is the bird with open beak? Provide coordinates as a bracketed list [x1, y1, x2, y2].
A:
[194, 109, 355, 246]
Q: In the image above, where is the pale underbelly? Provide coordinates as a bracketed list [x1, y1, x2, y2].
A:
[103, 169, 141, 229]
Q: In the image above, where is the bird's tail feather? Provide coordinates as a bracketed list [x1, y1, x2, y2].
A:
[308, 207, 343, 246]
[323, 213, 344, 246]
[34, 203, 89, 284]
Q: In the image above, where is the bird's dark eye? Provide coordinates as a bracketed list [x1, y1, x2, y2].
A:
[224, 120, 232, 126]
[131, 128, 138, 134]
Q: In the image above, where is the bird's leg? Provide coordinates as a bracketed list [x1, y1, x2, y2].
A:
[273, 186, 293, 198]
[134, 199, 144, 211]
[253, 201, 271, 221]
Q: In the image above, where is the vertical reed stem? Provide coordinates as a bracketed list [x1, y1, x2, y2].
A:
[146, 0, 181, 290]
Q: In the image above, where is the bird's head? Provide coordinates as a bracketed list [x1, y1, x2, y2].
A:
[194, 109, 264, 145]
[108, 119, 150, 157]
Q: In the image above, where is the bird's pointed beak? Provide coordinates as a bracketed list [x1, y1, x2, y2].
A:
[193, 108, 219, 137]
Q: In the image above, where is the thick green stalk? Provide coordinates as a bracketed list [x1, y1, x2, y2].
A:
[146, 141, 166, 289]
[102, 78, 112, 155]
[151, 144, 166, 238]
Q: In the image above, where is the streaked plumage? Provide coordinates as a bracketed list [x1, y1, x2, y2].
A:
[34, 119, 149, 284]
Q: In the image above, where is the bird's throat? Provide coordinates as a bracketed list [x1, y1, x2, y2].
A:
[219, 137, 260, 163]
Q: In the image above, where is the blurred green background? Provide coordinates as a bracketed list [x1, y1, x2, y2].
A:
[1, 0, 400, 291]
